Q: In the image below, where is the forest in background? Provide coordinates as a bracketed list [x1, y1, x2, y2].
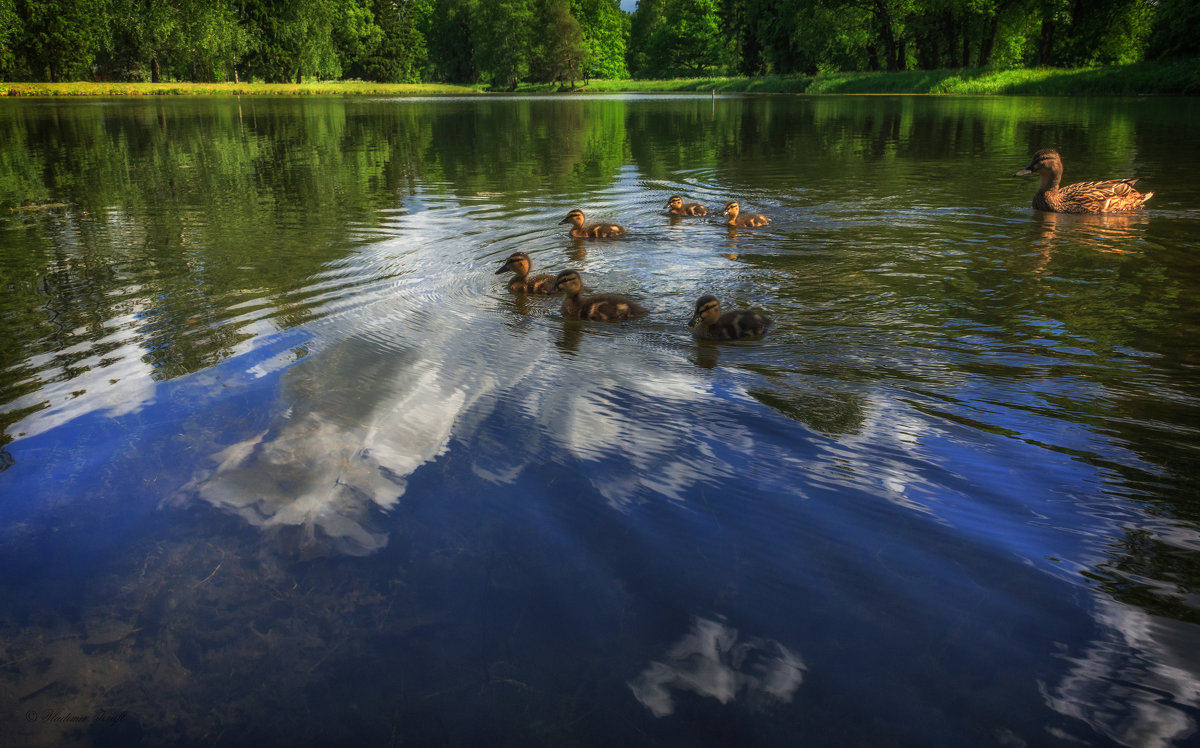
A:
[0, 0, 1197, 89]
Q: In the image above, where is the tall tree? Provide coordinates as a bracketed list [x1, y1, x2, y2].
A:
[572, 0, 628, 79]
[1146, 0, 1200, 60]
[350, 0, 429, 82]
[0, 0, 22, 77]
[531, 0, 588, 84]
[16, 0, 108, 81]
[471, 0, 534, 89]
[426, 0, 476, 81]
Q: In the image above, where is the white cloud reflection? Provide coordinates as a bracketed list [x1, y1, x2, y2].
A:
[1040, 596, 1200, 748]
[174, 333, 499, 556]
[3, 311, 158, 441]
[628, 616, 806, 717]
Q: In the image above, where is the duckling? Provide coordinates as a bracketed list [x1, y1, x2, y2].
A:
[721, 201, 770, 227]
[689, 295, 771, 340]
[555, 270, 646, 321]
[495, 251, 558, 294]
[559, 209, 627, 238]
[665, 195, 708, 216]
[1014, 149, 1152, 214]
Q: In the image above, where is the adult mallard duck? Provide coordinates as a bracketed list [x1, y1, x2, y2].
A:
[555, 270, 646, 321]
[689, 295, 771, 340]
[665, 196, 708, 216]
[1014, 149, 1153, 214]
[721, 201, 769, 227]
[559, 209, 627, 238]
[495, 251, 558, 294]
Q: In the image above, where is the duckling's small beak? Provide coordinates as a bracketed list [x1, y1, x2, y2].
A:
[558, 217, 571, 225]
[1014, 167, 1033, 177]
[687, 313, 700, 326]
[494, 261, 510, 274]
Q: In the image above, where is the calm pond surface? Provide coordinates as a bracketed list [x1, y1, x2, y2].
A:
[1, 94, 1199, 747]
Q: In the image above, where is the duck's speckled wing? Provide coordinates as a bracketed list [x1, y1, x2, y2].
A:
[583, 223, 626, 238]
[1056, 178, 1152, 213]
[582, 294, 645, 321]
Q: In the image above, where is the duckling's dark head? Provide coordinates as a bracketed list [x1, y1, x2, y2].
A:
[555, 269, 583, 295]
[721, 201, 740, 216]
[496, 251, 531, 275]
[559, 210, 585, 226]
[1015, 149, 1062, 177]
[665, 196, 683, 209]
[690, 295, 720, 326]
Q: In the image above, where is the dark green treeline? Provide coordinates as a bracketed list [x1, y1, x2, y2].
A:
[0, 0, 1195, 86]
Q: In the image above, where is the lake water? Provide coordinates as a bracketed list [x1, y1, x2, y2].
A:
[1, 94, 1199, 747]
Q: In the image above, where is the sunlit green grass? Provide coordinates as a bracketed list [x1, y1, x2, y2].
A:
[4, 58, 1197, 96]
[526, 59, 1200, 96]
[1, 81, 486, 96]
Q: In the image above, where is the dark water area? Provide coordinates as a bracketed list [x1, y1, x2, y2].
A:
[1, 94, 1199, 747]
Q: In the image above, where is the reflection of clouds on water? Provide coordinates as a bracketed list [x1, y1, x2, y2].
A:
[2, 311, 158, 441]
[176, 333, 499, 556]
[628, 616, 805, 717]
[1041, 596, 1200, 748]
[469, 342, 763, 512]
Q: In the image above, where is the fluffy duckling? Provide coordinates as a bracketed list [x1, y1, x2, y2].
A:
[665, 196, 708, 216]
[495, 251, 558, 294]
[559, 209, 627, 238]
[689, 295, 771, 340]
[555, 270, 646, 321]
[1014, 149, 1152, 214]
[721, 201, 770, 227]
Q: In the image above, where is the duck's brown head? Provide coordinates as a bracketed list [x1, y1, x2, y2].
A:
[1014, 149, 1062, 178]
[665, 196, 683, 210]
[555, 269, 583, 296]
[690, 295, 721, 326]
[496, 251, 531, 276]
[559, 209, 585, 227]
[721, 201, 740, 217]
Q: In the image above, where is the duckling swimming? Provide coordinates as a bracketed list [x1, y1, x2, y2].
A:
[689, 295, 771, 340]
[665, 196, 708, 216]
[1014, 149, 1153, 214]
[495, 251, 558, 294]
[555, 270, 646, 321]
[559, 209, 627, 238]
[721, 201, 770, 227]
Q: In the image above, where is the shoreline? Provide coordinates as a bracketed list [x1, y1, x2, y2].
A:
[3, 59, 1198, 97]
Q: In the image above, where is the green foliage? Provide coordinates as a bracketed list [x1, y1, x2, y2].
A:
[426, 0, 476, 81]
[15, 0, 108, 81]
[345, 0, 429, 82]
[0, 0, 1190, 85]
[0, 0, 20, 77]
[572, 0, 628, 79]
[1146, 0, 1200, 61]
[531, 0, 588, 85]
[471, 0, 534, 89]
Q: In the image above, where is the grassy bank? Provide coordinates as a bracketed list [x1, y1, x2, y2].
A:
[530, 58, 1200, 96]
[0, 81, 486, 96]
[4, 58, 1197, 97]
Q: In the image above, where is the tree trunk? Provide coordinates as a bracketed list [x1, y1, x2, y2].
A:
[1038, 18, 1055, 65]
[944, 13, 958, 67]
[152, 56, 161, 83]
[978, 13, 999, 66]
[296, 66, 302, 85]
[875, 1, 900, 71]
